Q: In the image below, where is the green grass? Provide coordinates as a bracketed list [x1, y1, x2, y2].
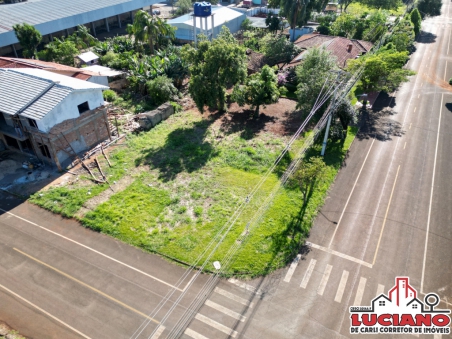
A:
[30, 108, 358, 277]
[346, 3, 406, 16]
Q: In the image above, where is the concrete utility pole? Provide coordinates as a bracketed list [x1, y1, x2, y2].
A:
[321, 71, 342, 156]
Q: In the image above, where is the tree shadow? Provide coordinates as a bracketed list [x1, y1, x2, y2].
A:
[356, 93, 404, 142]
[134, 117, 219, 181]
[445, 103, 452, 113]
[417, 31, 437, 44]
[219, 110, 277, 140]
[282, 109, 318, 135]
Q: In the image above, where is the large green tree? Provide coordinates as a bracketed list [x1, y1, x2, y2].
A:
[260, 34, 301, 66]
[330, 13, 357, 38]
[37, 37, 78, 66]
[295, 47, 337, 113]
[347, 45, 415, 94]
[387, 17, 415, 52]
[232, 65, 280, 118]
[13, 23, 42, 58]
[182, 27, 247, 113]
[417, 0, 442, 18]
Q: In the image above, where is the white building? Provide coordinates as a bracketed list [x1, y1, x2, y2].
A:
[167, 6, 246, 42]
[0, 68, 111, 169]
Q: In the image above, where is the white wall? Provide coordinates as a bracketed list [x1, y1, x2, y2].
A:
[37, 89, 105, 132]
[87, 76, 109, 87]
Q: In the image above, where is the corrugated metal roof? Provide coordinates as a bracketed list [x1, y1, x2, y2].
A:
[0, 68, 52, 115]
[77, 51, 99, 63]
[0, 68, 108, 120]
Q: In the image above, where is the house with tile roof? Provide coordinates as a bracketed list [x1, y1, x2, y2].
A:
[284, 33, 373, 69]
[0, 68, 112, 169]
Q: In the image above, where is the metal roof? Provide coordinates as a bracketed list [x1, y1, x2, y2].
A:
[0, 68, 108, 120]
[77, 51, 99, 63]
[0, 0, 159, 47]
[168, 7, 244, 29]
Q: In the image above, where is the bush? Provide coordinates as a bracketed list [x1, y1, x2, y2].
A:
[103, 90, 117, 102]
[449, 78, 452, 85]
[170, 101, 182, 113]
[146, 75, 178, 105]
[100, 51, 118, 67]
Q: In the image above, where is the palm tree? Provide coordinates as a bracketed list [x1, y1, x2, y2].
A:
[132, 10, 175, 55]
[282, 0, 308, 42]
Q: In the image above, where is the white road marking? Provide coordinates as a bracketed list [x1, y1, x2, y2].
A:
[404, 142, 407, 149]
[434, 334, 441, 339]
[353, 277, 367, 306]
[376, 284, 385, 296]
[444, 61, 448, 82]
[228, 278, 262, 295]
[184, 328, 209, 339]
[306, 242, 372, 268]
[328, 138, 376, 248]
[412, 333, 419, 337]
[0, 282, 92, 339]
[150, 325, 165, 339]
[300, 259, 317, 289]
[317, 264, 332, 296]
[0, 208, 183, 291]
[334, 270, 349, 303]
[414, 106, 417, 112]
[421, 93, 444, 293]
[195, 313, 238, 338]
[204, 300, 246, 322]
[214, 287, 254, 308]
[283, 254, 301, 283]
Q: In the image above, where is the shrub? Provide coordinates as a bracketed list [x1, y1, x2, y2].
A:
[103, 90, 117, 102]
[449, 78, 452, 85]
[100, 51, 118, 67]
[170, 101, 182, 113]
[146, 75, 178, 105]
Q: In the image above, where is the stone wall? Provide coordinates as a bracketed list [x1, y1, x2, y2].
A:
[136, 102, 175, 130]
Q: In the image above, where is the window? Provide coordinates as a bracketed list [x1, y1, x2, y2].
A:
[379, 301, 385, 306]
[77, 101, 90, 114]
[28, 118, 38, 128]
[412, 304, 418, 309]
[38, 142, 51, 159]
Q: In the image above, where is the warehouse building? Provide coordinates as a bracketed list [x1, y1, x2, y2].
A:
[0, 0, 161, 56]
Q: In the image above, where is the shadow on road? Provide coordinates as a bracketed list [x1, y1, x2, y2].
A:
[357, 93, 405, 141]
[417, 31, 437, 44]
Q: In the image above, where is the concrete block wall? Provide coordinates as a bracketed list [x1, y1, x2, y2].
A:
[136, 102, 175, 130]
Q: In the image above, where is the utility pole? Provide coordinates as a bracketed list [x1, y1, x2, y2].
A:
[321, 71, 342, 156]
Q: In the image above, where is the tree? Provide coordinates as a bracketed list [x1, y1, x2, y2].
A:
[417, 0, 442, 18]
[291, 157, 326, 206]
[37, 37, 78, 66]
[347, 46, 415, 94]
[232, 65, 280, 118]
[175, 0, 192, 15]
[182, 26, 247, 113]
[281, 0, 309, 42]
[260, 34, 301, 66]
[13, 23, 42, 58]
[335, 99, 357, 130]
[360, 0, 401, 10]
[132, 10, 175, 54]
[240, 18, 254, 31]
[361, 11, 388, 42]
[410, 9, 422, 35]
[266, 13, 281, 34]
[147, 75, 178, 105]
[330, 13, 357, 38]
[386, 18, 415, 52]
[295, 47, 337, 113]
[74, 25, 97, 48]
[340, 0, 356, 12]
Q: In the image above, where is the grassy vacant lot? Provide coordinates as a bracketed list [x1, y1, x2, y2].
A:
[30, 109, 357, 278]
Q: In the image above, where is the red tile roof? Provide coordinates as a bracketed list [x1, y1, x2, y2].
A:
[287, 34, 373, 69]
[0, 57, 97, 79]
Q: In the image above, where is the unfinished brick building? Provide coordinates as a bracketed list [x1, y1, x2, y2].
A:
[0, 68, 111, 170]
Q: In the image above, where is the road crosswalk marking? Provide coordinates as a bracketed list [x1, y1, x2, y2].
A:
[353, 277, 367, 306]
[184, 328, 209, 339]
[334, 270, 349, 303]
[317, 264, 332, 296]
[214, 287, 254, 308]
[205, 299, 246, 322]
[150, 325, 165, 339]
[195, 313, 238, 338]
[284, 254, 301, 283]
[300, 259, 316, 289]
[376, 284, 385, 296]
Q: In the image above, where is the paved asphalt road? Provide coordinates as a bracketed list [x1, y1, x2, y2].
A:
[1, 2, 452, 339]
